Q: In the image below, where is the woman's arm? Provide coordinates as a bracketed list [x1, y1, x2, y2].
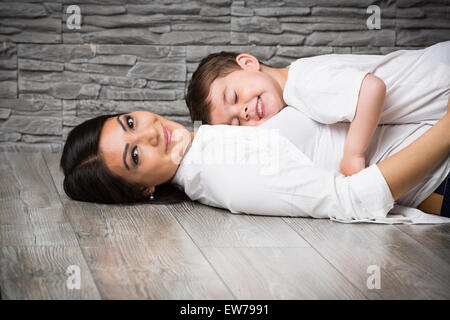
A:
[194, 125, 395, 221]
[190, 108, 449, 222]
[377, 98, 450, 200]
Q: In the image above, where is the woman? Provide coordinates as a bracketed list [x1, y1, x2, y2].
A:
[60, 101, 450, 223]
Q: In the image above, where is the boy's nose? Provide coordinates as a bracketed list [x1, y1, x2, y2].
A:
[240, 105, 250, 121]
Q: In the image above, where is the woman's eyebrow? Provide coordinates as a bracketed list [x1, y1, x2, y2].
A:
[117, 116, 126, 132]
[123, 143, 130, 170]
[116, 116, 130, 170]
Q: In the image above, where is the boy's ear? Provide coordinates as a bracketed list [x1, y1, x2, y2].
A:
[236, 53, 260, 71]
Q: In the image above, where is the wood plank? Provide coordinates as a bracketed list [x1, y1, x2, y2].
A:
[0, 246, 100, 299]
[69, 202, 234, 299]
[44, 152, 235, 299]
[284, 218, 450, 299]
[42, 152, 65, 197]
[81, 239, 234, 299]
[67, 202, 234, 299]
[395, 224, 450, 263]
[0, 199, 35, 246]
[0, 151, 101, 299]
[202, 247, 366, 299]
[170, 201, 310, 248]
[0, 152, 61, 207]
[0, 152, 77, 246]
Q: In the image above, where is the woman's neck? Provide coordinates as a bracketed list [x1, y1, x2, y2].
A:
[168, 130, 195, 185]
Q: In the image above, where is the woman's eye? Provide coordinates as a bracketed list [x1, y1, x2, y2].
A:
[131, 146, 139, 165]
[126, 116, 134, 129]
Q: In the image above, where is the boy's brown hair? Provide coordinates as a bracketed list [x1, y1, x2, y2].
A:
[185, 51, 241, 124]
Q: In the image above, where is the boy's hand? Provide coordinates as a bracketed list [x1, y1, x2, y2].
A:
[340, 153, 366, 176]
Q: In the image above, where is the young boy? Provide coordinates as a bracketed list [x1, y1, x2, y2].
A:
[185, 41, 449, 177]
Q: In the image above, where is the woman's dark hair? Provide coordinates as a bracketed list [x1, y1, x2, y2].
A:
[60, 114, 187, 204]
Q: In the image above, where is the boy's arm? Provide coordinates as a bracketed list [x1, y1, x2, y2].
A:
[340, 73, 386, 176]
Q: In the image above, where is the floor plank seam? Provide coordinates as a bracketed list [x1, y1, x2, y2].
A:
[281, 217, 370, 300]
[393, 224, 450, 267]
[42, 152, 103, 300]
[166, 204, 238, 300]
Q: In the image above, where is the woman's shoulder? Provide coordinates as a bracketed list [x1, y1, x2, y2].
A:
[189, 123, 314, 172]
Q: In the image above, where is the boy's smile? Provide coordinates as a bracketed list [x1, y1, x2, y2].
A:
[256, 95, 265, 119]
[207, 55, 289, 126]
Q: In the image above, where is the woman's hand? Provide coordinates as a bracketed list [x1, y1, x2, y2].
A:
[340, 152, 366, 176]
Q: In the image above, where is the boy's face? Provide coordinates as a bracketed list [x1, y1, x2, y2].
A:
[207, 55, 286, 126]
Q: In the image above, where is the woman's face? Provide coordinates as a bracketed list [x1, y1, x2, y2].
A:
[99, 111, 191, 194]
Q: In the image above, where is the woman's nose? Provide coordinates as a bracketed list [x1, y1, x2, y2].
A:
[137, 125, 158, 146]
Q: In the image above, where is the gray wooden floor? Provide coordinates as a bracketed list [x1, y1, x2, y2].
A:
[0, 151, 449, 300]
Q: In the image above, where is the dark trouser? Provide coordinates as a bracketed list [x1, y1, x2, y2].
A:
[434, 172, 450, 217]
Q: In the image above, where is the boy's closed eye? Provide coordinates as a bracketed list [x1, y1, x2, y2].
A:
[228, 90, 240, 126]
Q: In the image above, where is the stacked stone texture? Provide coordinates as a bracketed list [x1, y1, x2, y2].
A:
[0, 0, 449, 151]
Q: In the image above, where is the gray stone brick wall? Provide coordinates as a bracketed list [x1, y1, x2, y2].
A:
[0, 0, 449, 152]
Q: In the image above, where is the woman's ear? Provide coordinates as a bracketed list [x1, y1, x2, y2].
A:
[236, 53, 260, 71]
[142, 186, 155, 197]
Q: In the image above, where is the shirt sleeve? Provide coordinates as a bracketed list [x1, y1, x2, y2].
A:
[197, 128, 394, 222]
[284, 56, 369, 124]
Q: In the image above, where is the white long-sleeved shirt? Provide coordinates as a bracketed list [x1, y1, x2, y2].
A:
[171, 122, 449, 224]
[260, 106, 450, 223]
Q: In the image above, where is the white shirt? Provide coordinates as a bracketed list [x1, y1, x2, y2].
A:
[171, 115, 450, 224]
[283, 41, 450, 125]
[261, 107, 450, 223]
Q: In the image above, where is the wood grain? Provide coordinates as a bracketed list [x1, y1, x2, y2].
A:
[0, 152, 77, 246]
[0, 151, 101, 299]
[0, 246, 100, 299]
[284, 218, 450, 299]
[202, 247, 366, 299]
[395, 224, 450, 263]
[170, 201, 310, 248]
